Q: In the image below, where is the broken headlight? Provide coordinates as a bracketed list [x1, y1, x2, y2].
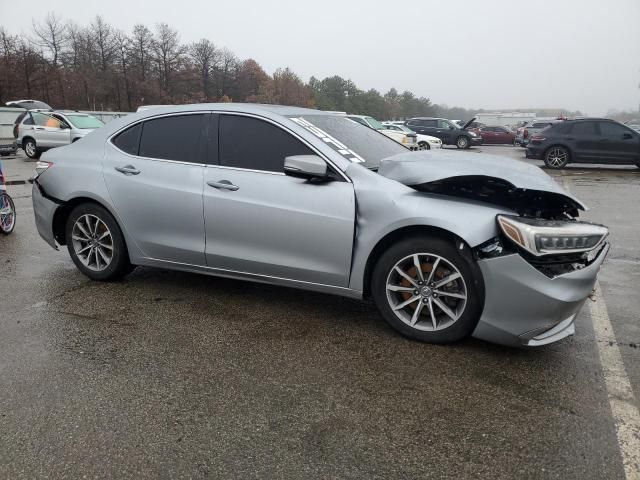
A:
[496, 215, 608, 257]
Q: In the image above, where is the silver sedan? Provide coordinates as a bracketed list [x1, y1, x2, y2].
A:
[31, 104, 609, 347]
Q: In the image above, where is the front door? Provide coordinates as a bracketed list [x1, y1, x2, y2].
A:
[32, 112, 71, 147]
[203, 114, 356, 287]
[102, 113, 208, 265]
[597, 121, 640, 164]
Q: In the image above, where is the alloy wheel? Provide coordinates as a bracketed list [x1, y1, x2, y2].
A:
[546, 147, 568, 167]
[385, 253, 467, 331]
[71, 214, 114, 271]
[457, 137, 469, 148]
[25, 141, 36, 158]
[0, 193, 15, 234]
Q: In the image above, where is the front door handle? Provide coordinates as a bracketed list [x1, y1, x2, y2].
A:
[115, 165, 141, 175]
[207, 180, 239, 191]
[35, 127, 45, 130]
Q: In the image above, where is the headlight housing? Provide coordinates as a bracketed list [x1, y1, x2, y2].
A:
[497, 215, 608, 257]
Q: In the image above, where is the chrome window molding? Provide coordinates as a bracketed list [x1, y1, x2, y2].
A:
[108, 109, 351, 182]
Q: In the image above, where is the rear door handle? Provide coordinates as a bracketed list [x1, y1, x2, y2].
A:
[207, 180, 239, 191]
[115, 165, 140, 175]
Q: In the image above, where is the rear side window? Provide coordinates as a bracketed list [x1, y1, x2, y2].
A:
[22, 115, 34, 126]
[112, 123, 142, 155]
[532, 122, 552, 129]
[139, 114, 205, 163]
[219, 115, 313, 173]
[571, 121, 596, 136]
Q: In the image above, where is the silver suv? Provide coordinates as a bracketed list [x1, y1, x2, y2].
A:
[17, 111, 104, 159]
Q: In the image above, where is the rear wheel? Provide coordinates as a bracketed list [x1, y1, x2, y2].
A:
[544, 146, 570, 169]
[0, 193, 16, 234]
[23, 138, 40, 159]
[371, 236, 483, 343]
[456, 136, 469, 149]
[65, 203, 133, 281]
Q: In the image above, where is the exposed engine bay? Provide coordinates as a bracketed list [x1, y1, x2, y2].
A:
[409, 175, 581, 219]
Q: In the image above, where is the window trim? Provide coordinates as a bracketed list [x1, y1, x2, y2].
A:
[108, 112, 208, 166]
[212, 111, 350, 182]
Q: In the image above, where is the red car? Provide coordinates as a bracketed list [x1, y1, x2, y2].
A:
[476, 126, 516, 145]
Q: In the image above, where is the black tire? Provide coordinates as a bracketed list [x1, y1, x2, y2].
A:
[0, 152, 10, 157]
[371, 236, 483, 344]
[65, 203, 133, 281]
[0, 193, 16, 235]
[23, 138, 40, 159]
[544, 145, 570, 169]
[455, 136, 470, 149]
[418, 141, 430, 151]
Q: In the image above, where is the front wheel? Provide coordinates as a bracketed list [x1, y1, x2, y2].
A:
[371, 236, 483, 343]
[544, 146, 570, 169]
[455, 136, 470, 149]
[418, 141, 431, 150]
[65, 203, 133, 281]
[0, 193, 16, 234]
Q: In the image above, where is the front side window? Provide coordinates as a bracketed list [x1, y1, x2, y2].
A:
[599, 121, 632, 138]
[138, 114, 205, 163]
[437, 119, 453, 129]
[32, 112, 63, 129]
[219, 115, 313, 173]
[364, 117, 385, 130]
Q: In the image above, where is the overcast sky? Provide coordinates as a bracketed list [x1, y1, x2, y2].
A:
[1, 0, 638, 115]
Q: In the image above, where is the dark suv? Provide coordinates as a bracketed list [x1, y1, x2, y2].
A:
[526, 118, 640, 168]
[405, 117, 482, 149]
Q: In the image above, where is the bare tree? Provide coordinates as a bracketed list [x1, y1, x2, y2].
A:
[153, 23, 185, 95]
[214, 47, 238, 100]
[189, 38, 218, 101]
[114, 30, 132, 110]
[130, 24, 153, 82]
[32, 12, 67, 67]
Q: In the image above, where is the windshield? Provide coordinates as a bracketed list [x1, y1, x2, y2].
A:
[289, 115, 407, 169]
[64, 114, 104, 129]
[364, 116, 386, 130]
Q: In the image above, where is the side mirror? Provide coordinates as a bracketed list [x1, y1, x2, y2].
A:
[284, 155, 328, 181]
[622, 132, 633, 140]
[60, 123, 70, 130]
[449, 125, 454, 130]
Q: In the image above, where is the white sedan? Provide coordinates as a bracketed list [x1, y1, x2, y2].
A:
[382, 123, 442, 150]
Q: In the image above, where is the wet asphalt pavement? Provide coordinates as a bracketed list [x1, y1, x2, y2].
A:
[0, 148, 638, 479]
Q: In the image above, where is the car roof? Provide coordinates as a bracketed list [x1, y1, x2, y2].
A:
[127, 103, 324, 117]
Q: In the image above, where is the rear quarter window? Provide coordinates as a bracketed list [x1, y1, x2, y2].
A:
[112, 123, 142, 155]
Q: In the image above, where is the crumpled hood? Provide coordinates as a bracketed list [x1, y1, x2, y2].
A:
[378, 150, 586, 211]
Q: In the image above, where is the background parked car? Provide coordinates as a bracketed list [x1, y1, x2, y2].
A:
[17, 111, 104, 158]
[476, 125, 516, 145]
[516, 119, 561, 147]
[405, 117, 482, 149]
[346, 114, 419, 150]
[526, 118, 640, 168]
[382, 122, 442, 149]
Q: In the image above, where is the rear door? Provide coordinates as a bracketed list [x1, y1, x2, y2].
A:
[480, 127, 496, 144]
[31, 112, 71, 147]
[203, 113, 355, 287]
[596, 121, 640, 164]
[103, 113, 208, 265]
[566, 121, 599, 161]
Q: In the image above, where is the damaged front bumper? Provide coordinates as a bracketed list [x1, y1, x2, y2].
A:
[32, 180, 60, 250]
[472, 243, 609, 347]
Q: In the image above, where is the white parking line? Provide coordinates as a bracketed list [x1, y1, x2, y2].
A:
[559, 176, 640, 478]
[589, 284, 640, 479]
